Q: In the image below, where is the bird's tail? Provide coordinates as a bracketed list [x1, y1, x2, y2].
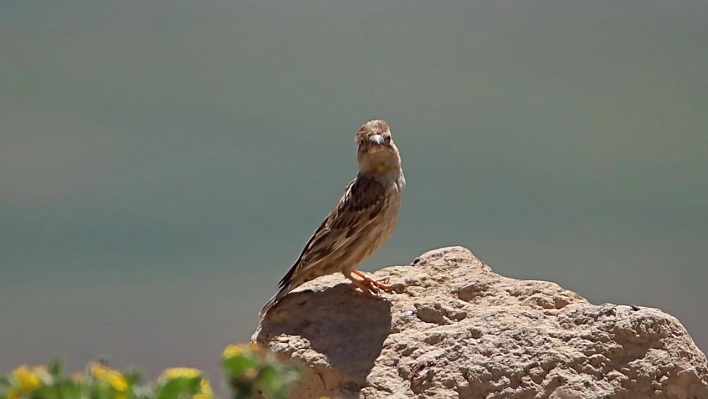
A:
[260, 259, 305, 317]
[259, 285, 290, 317]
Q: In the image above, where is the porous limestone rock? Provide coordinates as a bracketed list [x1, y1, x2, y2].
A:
[252, 246, 708, 399]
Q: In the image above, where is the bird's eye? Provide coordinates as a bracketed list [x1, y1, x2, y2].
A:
[384, 136, 391, 144]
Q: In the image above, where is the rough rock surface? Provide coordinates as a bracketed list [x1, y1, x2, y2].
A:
[252, 246, 708, 399]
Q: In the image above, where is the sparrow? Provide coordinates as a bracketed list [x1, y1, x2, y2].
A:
[260, 120, 405, 316]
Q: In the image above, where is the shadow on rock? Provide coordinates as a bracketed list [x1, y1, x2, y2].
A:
[255, 282, 392, 383]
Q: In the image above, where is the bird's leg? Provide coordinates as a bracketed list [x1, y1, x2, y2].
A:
[351, 269, 394, 293]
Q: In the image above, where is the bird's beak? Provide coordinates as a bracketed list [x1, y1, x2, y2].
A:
[370, 134, 384, 145]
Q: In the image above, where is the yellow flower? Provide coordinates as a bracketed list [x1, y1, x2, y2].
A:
[200, 378, 213, 396]
[107, 371, 128, 392]
[222, 344, 244, 359]
[90, 362, 128, 396]
[164, 367, 201, 380]
[223, 343, 259, 360]
[7, 365, 46, 399]
[90, 363, 109, 380]
[12, 365, 42, 392]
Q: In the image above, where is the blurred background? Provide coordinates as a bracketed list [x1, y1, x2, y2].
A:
[1, 0, 706, 392]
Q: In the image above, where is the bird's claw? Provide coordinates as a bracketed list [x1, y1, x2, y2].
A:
[349, 270, 394, 295]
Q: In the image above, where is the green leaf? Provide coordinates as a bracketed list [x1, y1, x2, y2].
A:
[59, 380, 82, 399]
[48, 360, 62, 377]
[33, 386, 56, 399]
[222, 355, 260, 379]
[156, 375, 202, 399]
[123, 370, 143, 387]
[95, 381, 113, 399]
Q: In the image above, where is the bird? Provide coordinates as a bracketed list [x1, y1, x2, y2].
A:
[260, 119, 406, 316]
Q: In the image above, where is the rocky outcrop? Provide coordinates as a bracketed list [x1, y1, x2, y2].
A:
[252, 246, 708, 399]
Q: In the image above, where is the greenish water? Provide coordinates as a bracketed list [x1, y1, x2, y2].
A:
[2, 0, 706, 390]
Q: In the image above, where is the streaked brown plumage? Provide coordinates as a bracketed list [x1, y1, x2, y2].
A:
[260, 120, 405, 316]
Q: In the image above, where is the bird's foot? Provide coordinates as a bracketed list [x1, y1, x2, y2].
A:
[349, 269, 394, 295]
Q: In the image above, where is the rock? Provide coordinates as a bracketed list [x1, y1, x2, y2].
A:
[252, 246, 708, 399]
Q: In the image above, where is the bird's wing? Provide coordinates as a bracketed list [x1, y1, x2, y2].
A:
[278, 174, 387, 288]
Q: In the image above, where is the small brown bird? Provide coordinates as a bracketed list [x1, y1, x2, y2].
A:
[260, 120, 405, 316]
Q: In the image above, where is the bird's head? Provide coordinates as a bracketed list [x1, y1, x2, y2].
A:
[355, 120, 401, 175]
